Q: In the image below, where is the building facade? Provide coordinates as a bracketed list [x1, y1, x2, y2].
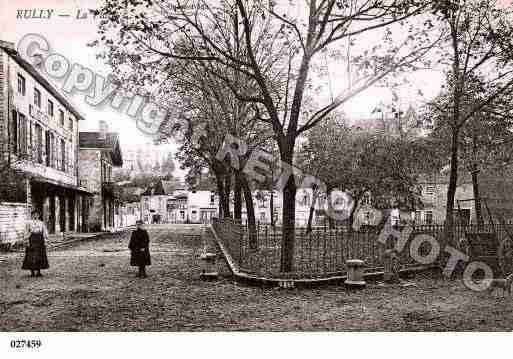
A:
[141, 180, 218, 224]
[78, 125, 123, 231]
[0, 40, 92, 241]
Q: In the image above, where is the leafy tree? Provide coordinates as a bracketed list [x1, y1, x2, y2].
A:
[300, 110, 441, 231]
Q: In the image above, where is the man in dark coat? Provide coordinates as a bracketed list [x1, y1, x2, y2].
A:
[129, 220, 151, 278]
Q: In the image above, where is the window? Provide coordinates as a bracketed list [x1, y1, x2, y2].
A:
[11, 110, 18, 153]
[34, 88, 41, 108]
[425, 185, 436, 196]
[425, 211, 433, 224]
[45, 131, 51, 167]
[35, 124, 43, 164]
[29, 121, 33, 156]
[59, 110, 64, 126]
[260, 212, 266, 221]
[69, 117, 73, 131]
[18, 114, 27, 155]
[210, 194, 215, 205]
[60, 139, 66, 172]
[47, 100, 54, 117]
[102, 163, 108, 181]
[51, 133, 56, 167]
[17, 74, 26, 95]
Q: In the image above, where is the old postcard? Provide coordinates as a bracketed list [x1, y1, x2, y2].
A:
[1, 0, 513, 357]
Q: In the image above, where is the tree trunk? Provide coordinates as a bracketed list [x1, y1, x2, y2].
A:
[348, 200, 358, 232]
[270, 189, 274, 228]
[281, 176, 296, 272]
[306, 188, 319, 234]
[445, 129, 460, 244]
[224, 171, 232, 218]
[234, 170, 242, 221]
[215, 171, 226, 218]
[471, 166, 483, 228]
[240, 173, 257, 249]
[280, 145, 297, 272]
[327, 188, 335, 229]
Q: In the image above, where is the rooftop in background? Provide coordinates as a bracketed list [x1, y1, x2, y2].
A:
[141, 179, 184, 196]
[79, 132, 123, 166]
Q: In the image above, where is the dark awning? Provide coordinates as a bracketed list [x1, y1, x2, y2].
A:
[30, 176, 94, 195]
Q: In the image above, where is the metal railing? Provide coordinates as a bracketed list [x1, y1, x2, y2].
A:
[212, 218, 513, 278]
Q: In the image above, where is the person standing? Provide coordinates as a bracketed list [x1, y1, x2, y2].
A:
[390, 207, 401, 229]
[22, 210, 50, 277]
[129, 220, 151, 278]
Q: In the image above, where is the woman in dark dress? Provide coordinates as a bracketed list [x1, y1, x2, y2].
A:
[22, 210, 49, 277]
[129, 220, 151, 278]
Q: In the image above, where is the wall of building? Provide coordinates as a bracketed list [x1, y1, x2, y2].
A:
[0, 50, 6, 148]
[0, 202, 29, 245]
[114, 202, 140, 228]
[5, 50, 78, 186]
[140, 194, 168, 223]
[0, 47, 88, 236]
[417, 181, 474, 224]
[187, 191, 217, 223]
[78, 149, 103, 230]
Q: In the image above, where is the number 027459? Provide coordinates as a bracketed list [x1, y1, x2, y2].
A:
[10, 339, 42, 349]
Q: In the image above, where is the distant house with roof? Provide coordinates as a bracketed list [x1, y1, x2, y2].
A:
[114, 186, 143, 228]
[140, 179, 218, 224]
[140, 179, 175, 223]
[415, 166, 513, 225]
[78, 121, 123, 231]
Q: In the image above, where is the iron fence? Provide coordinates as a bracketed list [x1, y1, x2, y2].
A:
[212, 218, 513, 278]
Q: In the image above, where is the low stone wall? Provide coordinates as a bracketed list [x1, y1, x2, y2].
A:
[0, 202, 28, 249]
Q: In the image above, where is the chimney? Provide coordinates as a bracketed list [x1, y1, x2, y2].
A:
[0, 40, 15, 51]
[99, 120, 108, 140]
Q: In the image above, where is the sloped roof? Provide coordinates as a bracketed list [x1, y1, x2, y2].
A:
[142, 180, 165, 196]
[119, 186, 143, 203]
[142, 179, 182, 196]
[0, 42, 86, 122]
[79, 132, 123, 166]
[162, 180, 178, 194]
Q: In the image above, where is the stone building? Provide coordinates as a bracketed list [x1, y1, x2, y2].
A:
[0, 40, 92, 242]
[78, 122, 123, 231]
[415, 168, 513, 225]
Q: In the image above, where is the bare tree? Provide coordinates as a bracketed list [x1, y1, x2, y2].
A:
[427, 0, 513, 236]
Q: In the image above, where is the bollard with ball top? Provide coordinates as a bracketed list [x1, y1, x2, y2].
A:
[383, 249, 401, 284]
[199, 225, 219, 280]
[344, 259, 366, 289]
[199, 252, 218, 280]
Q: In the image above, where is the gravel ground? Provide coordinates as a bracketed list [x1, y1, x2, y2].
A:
[1, 225, 513, 331]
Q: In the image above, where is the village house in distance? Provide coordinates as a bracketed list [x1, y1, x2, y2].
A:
[78, 120, 123, 232]
[140, 179, 218, 224]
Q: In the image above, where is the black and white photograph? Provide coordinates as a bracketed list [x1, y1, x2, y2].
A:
[1, 0, 513, 357]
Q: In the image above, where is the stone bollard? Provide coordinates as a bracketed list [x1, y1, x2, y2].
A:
[199, 252, 219, 280]
[383, 249, 401, 284]
[344, 259, 366, 289]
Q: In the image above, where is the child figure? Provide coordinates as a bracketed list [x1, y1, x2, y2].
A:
[129, 220, 151, 278]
